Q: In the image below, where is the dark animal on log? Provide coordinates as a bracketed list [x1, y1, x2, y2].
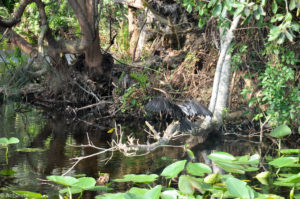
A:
[145, 96, 212, 132]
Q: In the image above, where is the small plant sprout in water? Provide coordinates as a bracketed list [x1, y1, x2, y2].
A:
[0, 137, 19, 164]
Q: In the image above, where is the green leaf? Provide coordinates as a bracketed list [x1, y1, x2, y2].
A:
[289, 0, 296, 10]
[74, 177, 96, 190]
[270, 125, 292, 138]
[208, 152, 236, 162]
[285, 12, 293, 21]
[285, 31, 294, 42]
[13, 191, 46, 199]
[178, 175, 204, 195]
[128, 187, 149, 196]
[272, 0, 278, 13]
[96, 193, 126, 199]
[280, 173, 300, 183]
[204, 173, 220, 184]
[269, 157, 298, 168]
[0, 169, 17, 175]
[256, 171, 270, 185]
[144, 185, 162, 199]
[161, 160, 186, 179]
[212, 3, 222, 17]
[161, 190, 180, 199]
[8, 137, 19, 144]
[46, 175, 78, 186]
[208, 0, 218, 8]
[214, 161, 245, 174]
[114, 174, 158, 183]
[186, 162, 212, 176]
[234, 5, 244, 18]
[0, 138, 9, 146]
[225, 177, 250, 199]
[280, 149, 300, 154]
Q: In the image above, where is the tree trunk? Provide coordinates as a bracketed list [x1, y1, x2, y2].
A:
[128, 6, 139, 60]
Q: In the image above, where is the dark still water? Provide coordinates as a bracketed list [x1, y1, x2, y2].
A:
[0, 103, 263, 198]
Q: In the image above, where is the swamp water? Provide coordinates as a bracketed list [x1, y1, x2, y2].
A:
[0, 102, 263, 198]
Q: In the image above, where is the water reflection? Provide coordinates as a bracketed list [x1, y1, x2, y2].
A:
[0, 103, 265, 198]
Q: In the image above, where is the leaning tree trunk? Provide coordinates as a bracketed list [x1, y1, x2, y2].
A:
[206, 5, 243, 129]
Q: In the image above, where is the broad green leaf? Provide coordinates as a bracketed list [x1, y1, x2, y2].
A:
[272, 0, 278, 13]
[161, 160, 186, 179]
[208, 152, 235, 162]
[285, 12, 293, 21]
[161, 190, 179, 199]
[0, 138, 9, 146]
[212, 3, 222, 17]
[280, 149, 300, 154]
[289, 0, 296, 10]
[8, 137, 19, 144]
[178, 175, 195, 194]
[285, 31, 294, 42]
[277, 33, 285, 44]
[204, 173, 220, 184]
[213, 161, 245, 174]
[124, 193, 143, 199]
[208, 0, 218, 8]
[256, 171, 270, 185]
[74, 177, 96, 190]
[13, 191, 46, 199]
[87, 186, 111, 191]
[268, 26, 281, 41]
[280, 173, 300, 183]
[129, 187, 149, 196]
[225, 177, 249, 199]
[46, 175, 78, 186]
[270, 125, 292, 138]
[96, 193, 126, 199]
[144, 185, 162, 199]
[186, 162, 212, 176]
[114, 174, 158, 183]
[0, 169, 17, 175]
[269, 157, 298, 168]
[234, 5, 244, 18]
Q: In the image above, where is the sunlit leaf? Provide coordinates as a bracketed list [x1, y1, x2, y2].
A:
[47, 175, 78, 186]
[289, 0, 296, 10]
[212, 3, 222, 17]
[280, 173, 300, 184]
[270, 125, 292, 138]
[272, 0, 278, 13]
[208, 152, 236, 162]
[161, 190, 179, 199]
[74, 177, 96, 190]
[208, 0, 218, 8]
[144, 185, 162, 199]
[96, 193, 126, 199]
[178, 175, 195, 194]
[187, 162, 212, 176]
[269, 157, 298, 168]
[280, 149, 300, 154]
[0, 138, 9, 146]
[114, 174, 158, 183]
[8, 137, 19, 144]
[204, 173, 220, 184]
[13, 190, 46, 199]
[161, 160, 186, 179]
[128, 187, 148, 196]
[268, 26, 281, 41]
[0, 169, 17, 175]
[225, 177, 250, 199]
[256, 171, 270, 185]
